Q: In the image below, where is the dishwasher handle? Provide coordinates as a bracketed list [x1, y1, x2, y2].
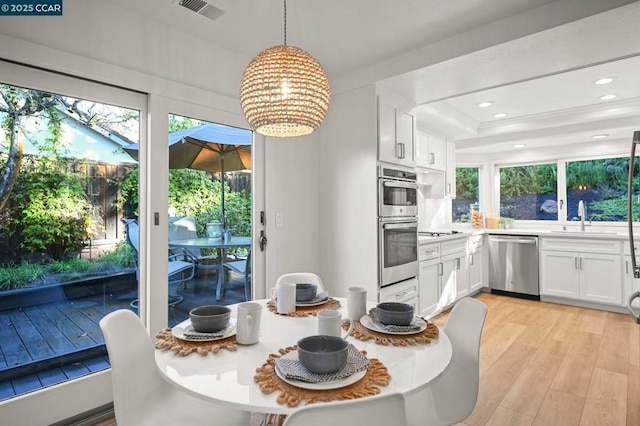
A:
[489, 236, 538, 245]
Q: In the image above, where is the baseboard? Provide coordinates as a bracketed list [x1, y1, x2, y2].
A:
[49, 403, 114, 426]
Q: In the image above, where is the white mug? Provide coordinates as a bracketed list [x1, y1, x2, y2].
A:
[347, 286, 367, 321]
[270, 282, 296, 314]
[317, 310, 354, 339]
[236, 302, 262, 345]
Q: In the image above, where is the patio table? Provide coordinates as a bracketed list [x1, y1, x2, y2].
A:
[169, 236, 251, 300]
[155, 298, 452, 416]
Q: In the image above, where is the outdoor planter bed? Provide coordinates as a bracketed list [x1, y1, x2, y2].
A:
[0, 269, 136, 311]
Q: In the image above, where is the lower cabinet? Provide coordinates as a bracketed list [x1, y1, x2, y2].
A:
[418, 238, 469, 317]
[540, 238, 622, 306]
[380, 277, 419, 311]
[623, 255, 640, 309]
[419, 258, 440, 317]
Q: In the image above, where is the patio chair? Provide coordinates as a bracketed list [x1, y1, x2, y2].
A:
[100, 309, 250, 426]
[223, 248, 251, 300]
[123, 218, 196, 308]
[168, 216, 219, 275]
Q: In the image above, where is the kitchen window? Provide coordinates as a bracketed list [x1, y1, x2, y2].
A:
[452, 167, 480, 223]
[495, 156, 640, 224]
[565, 157, 639, 222]
[498, 163, 558, 221]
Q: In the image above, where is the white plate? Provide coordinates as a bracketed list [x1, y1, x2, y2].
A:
[295, 292, 330, 307]
[359, 314, 427, 335]
[172, 318, 237, 342]
[275, 351, 367, 390]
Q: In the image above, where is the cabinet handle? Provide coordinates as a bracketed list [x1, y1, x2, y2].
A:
[401, 143, 406, 159]
[437, 263, 443, 276]
[429, 152, 435, 164]
[469, 254, 474, 265]
[580, 258, 583, 269]
[627, 260, 629, 274]
[455, 258, 460, 270]
[396, 143, 402, 159]
[447, 183, 452, 195]
[574, 257, 578, 269]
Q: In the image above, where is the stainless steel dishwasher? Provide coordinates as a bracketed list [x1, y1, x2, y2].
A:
[488, 234, 540, 300]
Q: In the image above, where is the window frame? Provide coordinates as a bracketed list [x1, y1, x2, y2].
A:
[491, 153, 632, 229]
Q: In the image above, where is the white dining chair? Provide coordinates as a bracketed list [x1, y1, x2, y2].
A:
[404, 297, 488, 426]
[100, 309, 250, 426]
[282, 393, 408, 426]
[224, 248, 252, 300]
[275, 272, 325, 292]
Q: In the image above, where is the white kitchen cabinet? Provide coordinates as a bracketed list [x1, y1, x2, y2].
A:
[540, 238, 622, 305]
[540, 250, 580, 298]
[380, 277, 419, 310]
[623, 255, 640, 310]
[416, 130, 445, 171]
[419, 258, 440, 317]
[445, 139, 456, 198]
[377, 95, 415, 168]
[418, 238, 469, 317]
[468, 248, 483, 292]
[580, 253, 621, 305]
[440, 251, 469, 305]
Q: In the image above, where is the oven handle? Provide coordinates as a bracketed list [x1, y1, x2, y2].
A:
[382, 222, 418, 230]
[382, 180, 417, 189]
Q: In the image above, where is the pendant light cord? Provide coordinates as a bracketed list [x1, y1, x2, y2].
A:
[283, 0, 287, 46]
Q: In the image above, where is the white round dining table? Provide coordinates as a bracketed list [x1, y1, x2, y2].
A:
[154, 298, 452, 416]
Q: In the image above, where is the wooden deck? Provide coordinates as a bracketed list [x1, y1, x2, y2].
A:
[0, 270, 248, 401]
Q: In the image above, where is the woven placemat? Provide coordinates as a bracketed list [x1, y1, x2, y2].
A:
[254, 346, 390, 407]
[343, 319, 439, 346]
[266, 298, 341, 317]
[155, 328, 237, 356]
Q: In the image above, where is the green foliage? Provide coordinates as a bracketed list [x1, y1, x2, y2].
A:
[500, 164, 557, 197]
[455, 167, 479, 200]
[589, 195, 640, 222]
[0, 262, 47, 290]
[566, 158, 629, 191]
[118, 167, 252, 236]
[0, 242, 136, 290]
[2, 160, 95, 260]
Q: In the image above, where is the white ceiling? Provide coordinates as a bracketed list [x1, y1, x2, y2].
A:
[103, 0, 640, 154]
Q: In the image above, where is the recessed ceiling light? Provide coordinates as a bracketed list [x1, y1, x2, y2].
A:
[594, 77, 615, 85]
[591, 134, 609, 139]
[512, 144, 526, 148]
[599, 94, 617, 101]
[478, 101, 493, 108]
[494, 113, 507, 118]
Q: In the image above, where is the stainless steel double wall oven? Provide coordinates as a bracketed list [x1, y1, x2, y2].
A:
[378, 166, 419, 288]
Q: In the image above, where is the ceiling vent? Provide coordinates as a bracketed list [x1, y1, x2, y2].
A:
[178, 0, 225, 21]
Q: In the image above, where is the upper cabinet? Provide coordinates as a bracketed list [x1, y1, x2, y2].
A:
[416, 128, 457, 199]
[377, 94, 415, 168]
[416, 131, 446, 171]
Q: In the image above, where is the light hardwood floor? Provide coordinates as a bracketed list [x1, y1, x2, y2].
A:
[95, 292, 640, 426]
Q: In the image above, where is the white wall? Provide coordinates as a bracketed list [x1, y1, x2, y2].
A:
[264, 133, 321, 289]
[318, 85, 379, 298]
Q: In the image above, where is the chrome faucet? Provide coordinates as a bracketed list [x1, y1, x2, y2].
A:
[578, 200, 587, 231]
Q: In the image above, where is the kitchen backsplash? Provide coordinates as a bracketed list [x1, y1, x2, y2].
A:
[419, 198, 452, 231]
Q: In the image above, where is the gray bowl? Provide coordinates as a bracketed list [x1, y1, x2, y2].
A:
[376, 302, 414, 326]
[189, 305, 230, 333]
[296, 283, 318, 302]
[297, 335, 348, 374]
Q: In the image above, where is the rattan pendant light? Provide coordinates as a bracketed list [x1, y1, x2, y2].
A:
[239, 0, 330, 138]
